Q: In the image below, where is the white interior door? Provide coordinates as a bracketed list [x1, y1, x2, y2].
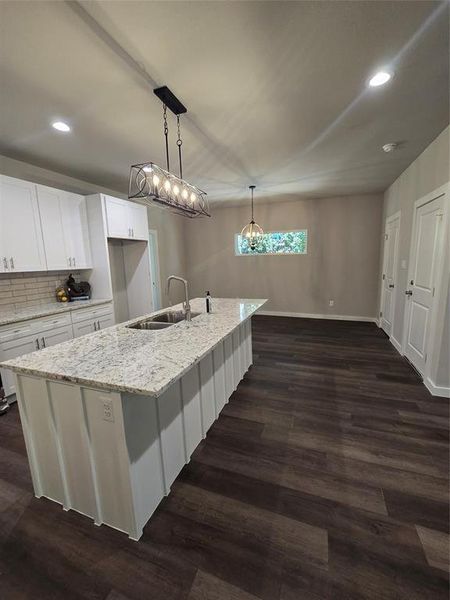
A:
[404, 194, 445, 375]
[380, 214, 400, 336]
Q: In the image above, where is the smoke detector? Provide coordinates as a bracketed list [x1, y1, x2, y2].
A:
[382, 142, 399, 153]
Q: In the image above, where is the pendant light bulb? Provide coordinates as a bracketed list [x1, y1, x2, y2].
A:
[241, 185, 263, 250]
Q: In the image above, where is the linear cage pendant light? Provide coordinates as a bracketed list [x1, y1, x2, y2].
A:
[129, 86, 210, 218]
[241, 185, 263, 250]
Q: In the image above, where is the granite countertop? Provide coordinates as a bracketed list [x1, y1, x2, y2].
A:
[0, 299, 113, 326]
[0, 298, 267, 397]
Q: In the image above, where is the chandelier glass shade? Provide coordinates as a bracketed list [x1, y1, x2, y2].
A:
[241, 185, 263, 250]
[129, 162, 209, 218]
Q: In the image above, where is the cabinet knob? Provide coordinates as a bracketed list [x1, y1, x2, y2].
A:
[10, 257, 14, 269]
[2, 257, 8, 270]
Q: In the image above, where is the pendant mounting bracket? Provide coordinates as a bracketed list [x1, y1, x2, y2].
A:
[154, 86, 187, 115]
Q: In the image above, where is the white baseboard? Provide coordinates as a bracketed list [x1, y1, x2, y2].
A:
[390, 336, 403, 353]
[424, 378, 450, 399]
[257, 310, 377, 323]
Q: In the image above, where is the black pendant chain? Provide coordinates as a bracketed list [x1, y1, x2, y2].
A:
[163, 104, 170, 171]
[177, 115, 183, 180]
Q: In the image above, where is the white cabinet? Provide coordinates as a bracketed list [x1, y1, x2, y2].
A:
[36, 185, 92, 271]
[62, 193, 92, 269]
[36, 185, 71, 270]
[0, 334, 39, 396]
[0, 305, 114, 397]
[71, 304, 115, 338]
[105, 196, 148, 241]
[129, 203, 149, 240]
[72, 320, 96, 338]
[40, 325, 73, 349]
[0, 175, 47, 272]
[97, 311, 115, 331]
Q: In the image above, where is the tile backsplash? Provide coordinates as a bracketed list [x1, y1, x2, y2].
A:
[0, 271, 83, 311]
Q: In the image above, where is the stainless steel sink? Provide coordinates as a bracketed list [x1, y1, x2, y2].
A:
[151, 310, 200, 324]
[127, 310, 201, 331]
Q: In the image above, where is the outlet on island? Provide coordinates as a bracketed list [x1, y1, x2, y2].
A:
[102, 398, 114, 422]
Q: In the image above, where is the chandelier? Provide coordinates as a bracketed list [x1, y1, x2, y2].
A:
[241, 185, 263, 250]
[129, 86, 210, 218]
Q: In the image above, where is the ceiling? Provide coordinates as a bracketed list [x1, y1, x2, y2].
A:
[0, 0, 448, 205]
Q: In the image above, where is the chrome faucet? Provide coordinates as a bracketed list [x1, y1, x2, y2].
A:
[166, 276, 192, 321]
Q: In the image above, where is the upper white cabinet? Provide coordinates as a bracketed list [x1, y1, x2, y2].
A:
[105, 196, 148, 241]
[62, 192, 92, 269]
[0, 175, 47, 272]
[36, 185, 71, 270]
[0, 176, 92, 273]
[36, 185, 92, 271]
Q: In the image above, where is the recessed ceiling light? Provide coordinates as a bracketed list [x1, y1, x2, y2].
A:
[52, 121, 71, 132]
[368, 71, 392, 87]
[382, 142, 399, 153]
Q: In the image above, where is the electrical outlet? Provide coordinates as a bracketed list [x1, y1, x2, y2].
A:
[102, 399, 114, 422]
[329, 300, 334, 307]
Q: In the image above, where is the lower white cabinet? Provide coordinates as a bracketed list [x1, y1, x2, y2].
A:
[40, 325, 73, 349]
[72, 319, 96, 338]
[0, 303, 114, 397]
[71, 304, 115, 337]
[0, 334, 39, 396]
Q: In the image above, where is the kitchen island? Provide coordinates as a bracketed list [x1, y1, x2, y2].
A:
[0, 297, 266, 540]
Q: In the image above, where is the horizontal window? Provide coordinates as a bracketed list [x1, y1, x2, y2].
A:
[235, 230, 308, 256]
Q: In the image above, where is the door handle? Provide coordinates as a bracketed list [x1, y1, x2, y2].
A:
[10, 257, 14, 270]
[35, 339, 40, 350]
[97, 320, 100, 330]
[388, 284, 394, 289]
[68, 257, 72, 267]
[405, 290, 413, 296]
[3, 257, 8, 270]
[41, 337, 46, 348]
[73, 257, 76, 267]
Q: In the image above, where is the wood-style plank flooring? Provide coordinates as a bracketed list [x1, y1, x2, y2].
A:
[0, 315, 448, 599]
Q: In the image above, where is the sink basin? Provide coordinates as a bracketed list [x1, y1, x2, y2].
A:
[126, 310, 201, 331]
[151, 310, 200, 324]
[127, 321, 172, 331]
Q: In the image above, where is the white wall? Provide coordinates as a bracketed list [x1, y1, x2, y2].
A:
[382, 126, 450, 388]
[185, 193, 383, 319]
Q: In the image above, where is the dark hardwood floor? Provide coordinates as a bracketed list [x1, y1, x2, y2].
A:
[0, 315, 448, 599]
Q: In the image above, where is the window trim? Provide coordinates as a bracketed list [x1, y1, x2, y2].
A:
[234, 229, 308, 256]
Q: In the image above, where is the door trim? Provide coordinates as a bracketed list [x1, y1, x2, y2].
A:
[148, 229, 162, 311]
[379, 210, 401, 338]
[401, 183, 449, 382]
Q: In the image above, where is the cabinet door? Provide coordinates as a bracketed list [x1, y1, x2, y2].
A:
[72, 319, 96, 338]
[96, 312, 115, 331]
[62, 193, 92, 269]
[0, 334, 39, 396]
[0, 176, 46, 272]
[41, 325, 73, 349]
[129, 204, 148, 240]
[105, 196, 130, 239]
[36, 184, 71, 270]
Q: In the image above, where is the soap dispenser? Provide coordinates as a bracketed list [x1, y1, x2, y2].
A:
[205, 291, 212, 313]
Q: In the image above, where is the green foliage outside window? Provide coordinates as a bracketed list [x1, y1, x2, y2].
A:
[236, 230, 307, 255]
